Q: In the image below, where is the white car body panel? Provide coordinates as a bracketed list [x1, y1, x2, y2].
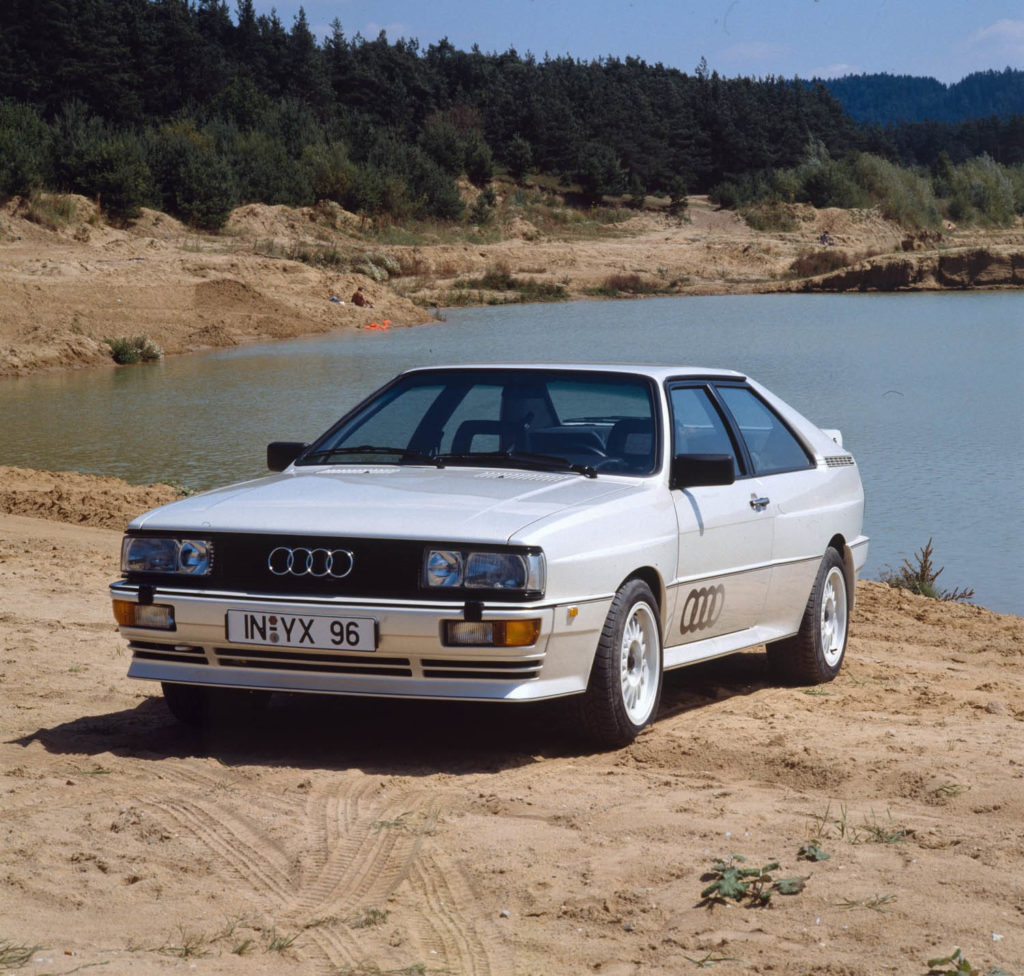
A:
[132, 466, 635, 543]
[110, 363, 868, 712]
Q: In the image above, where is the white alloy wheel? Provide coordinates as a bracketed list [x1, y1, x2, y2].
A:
[766, 547, 850, 685]
[819, 564, 848, 669]
[579, 579, 664, 748]
[619, 601, 660, 725]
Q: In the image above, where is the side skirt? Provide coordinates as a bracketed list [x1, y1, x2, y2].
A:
[663, 625, 791, 670]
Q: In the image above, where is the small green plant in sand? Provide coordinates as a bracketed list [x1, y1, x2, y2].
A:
[927, 946, 1013, 976]
[878, 538, 975, 602]
[699, 855, 808, 907]
[797, 841, 830, 862]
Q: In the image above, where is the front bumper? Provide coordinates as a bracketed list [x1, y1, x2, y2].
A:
[110, 582, 608, 702]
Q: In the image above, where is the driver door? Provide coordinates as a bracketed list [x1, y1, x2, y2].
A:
[667, 385, 774, 644]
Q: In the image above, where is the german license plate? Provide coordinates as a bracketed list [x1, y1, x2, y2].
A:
[226, 610, 377, 652]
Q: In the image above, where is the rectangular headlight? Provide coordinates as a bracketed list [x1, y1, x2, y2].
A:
[121, 536, 214, 576]
[424, 548, 544, 593]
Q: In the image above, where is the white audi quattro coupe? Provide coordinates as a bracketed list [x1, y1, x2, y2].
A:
[111, 364, 868, 747]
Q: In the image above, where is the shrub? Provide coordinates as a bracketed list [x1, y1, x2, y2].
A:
[586, 273, 667, 297]
[944, 155, 1018, 227]
[743, 203, 797, 232]
[878, 538, 974, 602]
[799, 161, 865, 209]
[848, 153, 940, 228]
[788, 249, 856, 277]
[105, 335, 163, 364]
[301, 141, 357, 203]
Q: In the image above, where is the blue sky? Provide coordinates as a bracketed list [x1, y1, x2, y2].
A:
[255, 0, 1024, 84]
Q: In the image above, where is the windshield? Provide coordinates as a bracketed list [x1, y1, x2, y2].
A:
[299, 368, 659, 476]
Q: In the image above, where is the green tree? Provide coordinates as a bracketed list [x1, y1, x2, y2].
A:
[464, 131, 493, 187]
[505, 134, 533, 182]
[574, 142, 626, 202]
[0, 100, 50, 196]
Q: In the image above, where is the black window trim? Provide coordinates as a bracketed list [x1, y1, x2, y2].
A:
[297, 366, 664, 475]
[665, 380, 754, 480]
[710, 381, 816, 477]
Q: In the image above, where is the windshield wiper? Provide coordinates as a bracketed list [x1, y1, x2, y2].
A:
[437, 450, 596, 479]
[301, 445, 445, 467]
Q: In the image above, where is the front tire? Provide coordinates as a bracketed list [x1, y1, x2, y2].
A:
[160, 682, 271, 727]
[579, 580, 663, 748]
[767, 547, 850, 684]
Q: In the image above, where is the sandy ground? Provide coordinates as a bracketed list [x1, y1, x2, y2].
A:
[1, 471, 1022, 976]
[2, 191, 1021, 377]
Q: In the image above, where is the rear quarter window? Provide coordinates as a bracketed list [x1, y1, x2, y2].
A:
[717, 386, 813, 475]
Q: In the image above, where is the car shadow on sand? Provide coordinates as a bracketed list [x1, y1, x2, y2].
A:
[9, 651, 776, 775]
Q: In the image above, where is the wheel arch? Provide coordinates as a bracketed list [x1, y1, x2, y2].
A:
[828, 533, 857, 610]
[620, 566, 666, 629]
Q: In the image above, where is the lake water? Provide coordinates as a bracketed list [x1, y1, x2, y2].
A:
[2, 292, 1021, 614]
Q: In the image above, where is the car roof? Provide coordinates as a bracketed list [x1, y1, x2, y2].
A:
[401, 364, 747, 383]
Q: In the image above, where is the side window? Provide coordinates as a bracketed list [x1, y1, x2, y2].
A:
[717, 386, 812, 475]
[669, 386, 740, 477]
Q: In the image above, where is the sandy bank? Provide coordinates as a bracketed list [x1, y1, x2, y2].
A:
[0, 469, 1022, 974]
[2, 193, 1021, 377]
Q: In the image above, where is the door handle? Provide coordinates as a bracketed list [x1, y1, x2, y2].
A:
[749, 494, 770, 512]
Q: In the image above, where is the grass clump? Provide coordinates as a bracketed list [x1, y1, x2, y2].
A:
[346, 907, 389, 929]
[451, 261, 568, 303]
[806, 801, 911, 845]
[878, 538, 975, 602]
[0, 938, 43, 968]
[25, 191, 79, 230]
[104, 334, 163, 364]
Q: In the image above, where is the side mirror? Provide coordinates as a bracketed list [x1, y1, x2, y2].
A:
[267, 441, 307, 472]
[670, 453, 735, 490]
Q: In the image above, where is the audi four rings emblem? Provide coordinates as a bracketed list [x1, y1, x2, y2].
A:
[679, 584, 725, 634]
[268, 546, 355, 578]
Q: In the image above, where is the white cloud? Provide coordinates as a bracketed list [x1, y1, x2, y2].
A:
[965, 18, 1024, 64]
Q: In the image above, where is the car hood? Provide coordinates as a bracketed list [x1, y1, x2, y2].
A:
[129, 465, 638, 543]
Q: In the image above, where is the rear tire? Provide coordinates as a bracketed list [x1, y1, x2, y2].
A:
[767, 548, 849, 684]
[578, 580, 663, 748]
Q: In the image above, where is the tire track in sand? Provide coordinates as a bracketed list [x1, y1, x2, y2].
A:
[404, 850, 512, 976]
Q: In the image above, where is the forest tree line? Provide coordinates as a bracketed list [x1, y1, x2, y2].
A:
[0, 0, 1021, 228]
